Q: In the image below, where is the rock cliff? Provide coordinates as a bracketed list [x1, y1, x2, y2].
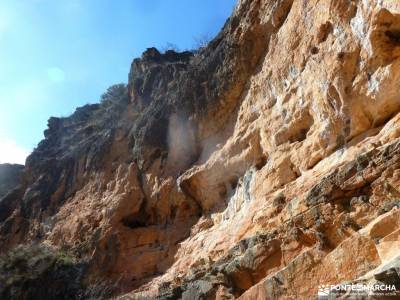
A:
[1, 0, 400, 299]
[0, 164, 23, 199]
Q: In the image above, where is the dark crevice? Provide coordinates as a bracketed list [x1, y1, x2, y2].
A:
[229, 176, 239, 190]
[120, 200, 149, 229]
[121, 215, 147, 229]
[316, 21, 333, 44]
[310, 46, 319, 55]
[385, 30, 400, 45]
[255, 154, 268, 170]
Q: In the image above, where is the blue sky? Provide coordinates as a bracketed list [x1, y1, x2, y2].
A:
[0, 0, 236, 164]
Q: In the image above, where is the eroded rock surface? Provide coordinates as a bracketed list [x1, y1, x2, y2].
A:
[0, 164, 24, 224]
[0, 164, 23, 199]
[1, 0, 400, 299]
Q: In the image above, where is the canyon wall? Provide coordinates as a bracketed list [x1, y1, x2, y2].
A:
[1, 0, 400, 299]
[0, 164, 23, 199]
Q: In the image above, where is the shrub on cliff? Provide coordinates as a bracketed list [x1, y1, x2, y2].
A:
[0, 244, 85, 300]
[100, 83, 129, 106]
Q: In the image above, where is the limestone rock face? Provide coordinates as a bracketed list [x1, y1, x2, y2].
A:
[1, 0, 400, 299]
[0, 164, 23, 199]
[0, 164, 24, 223]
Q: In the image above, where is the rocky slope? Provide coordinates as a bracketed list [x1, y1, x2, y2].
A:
[0, 164, 24, 224]
[1, 0, 400, 299]
[0, 164, 23, 199]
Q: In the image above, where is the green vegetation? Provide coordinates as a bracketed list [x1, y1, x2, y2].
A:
[0, 244, 84, 300]
[100, 84, 129, 106]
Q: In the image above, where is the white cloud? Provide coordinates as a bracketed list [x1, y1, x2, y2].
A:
[0, 137, 30, 164]
[47, 67, 66, 83]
